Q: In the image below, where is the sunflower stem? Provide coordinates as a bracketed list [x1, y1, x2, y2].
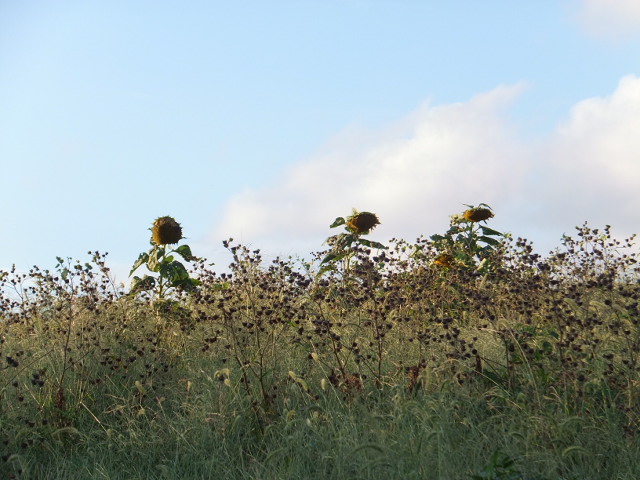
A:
[157, 245, 165, 300]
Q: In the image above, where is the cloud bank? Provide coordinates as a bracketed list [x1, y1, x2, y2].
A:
[541, 75, 640, 233]
[576, 0, 640, 39]
[208, 75, 640, 261]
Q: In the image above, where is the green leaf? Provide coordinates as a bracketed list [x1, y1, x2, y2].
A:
[147, 248, 164, 272]
[479, 236, 501, 247]
[316, 264, 335, 277]
[340, 233, 358, 249]
[320, 252, 343, 266]
[288, 371, 309, 392]
[130, 275, 156, 294]
[482, 370, 506, 387]
[173, 244, 196, 261]
[562, 445, 587, 458]
[130, 252, 150, 276]
[358, 238, 387, 250]
[173, 277, 200, 291]
[480, 226, 503, 237]
[327, 233, 356, 250]
[160, 260, 190, 284]
[478, 245, 496, 256]
[430, 234, 446, 242]
[330, 217, 346, 228]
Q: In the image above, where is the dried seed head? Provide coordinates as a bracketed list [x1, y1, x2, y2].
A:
[463, 207, 494, 222]
[55, 386, 66, 410]
[346, 212, 380, 235]
[151, 216, 183, 245]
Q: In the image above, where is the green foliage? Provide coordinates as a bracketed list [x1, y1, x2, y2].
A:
[130, 220, 200, 299]
[471, 450, 548, 480]
[425, 203, 505, 273]
[1, 207, 640, 479]
[319, 209, 386, 277]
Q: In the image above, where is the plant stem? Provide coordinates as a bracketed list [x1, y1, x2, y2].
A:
[157, 246, 165, 300]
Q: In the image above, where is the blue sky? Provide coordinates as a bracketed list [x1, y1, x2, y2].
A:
[2, 0, 640, 282]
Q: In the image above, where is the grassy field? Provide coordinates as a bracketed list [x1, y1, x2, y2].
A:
[1, 217, 639, 479]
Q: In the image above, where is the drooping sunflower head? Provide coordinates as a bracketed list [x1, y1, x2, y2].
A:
[434, 253, 454, 268]
[463, 207, 494, 222]
[346, 211, 380, 235]
[151, 216, 183, 245]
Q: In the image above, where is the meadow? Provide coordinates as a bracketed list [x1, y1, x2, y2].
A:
[1, 208, 639, 479]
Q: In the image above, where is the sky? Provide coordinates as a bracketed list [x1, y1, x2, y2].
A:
[1, 0, 640, 283]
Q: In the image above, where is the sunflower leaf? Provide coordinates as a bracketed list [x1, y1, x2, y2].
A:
[330, 217, 346, 228]
[317, 263, 337, 277]
[147, 249, 164, 273]
[358, 239, 387, 250]
[320, 252, 343, 265]
[173, 244, 196, 261]
[479, 236, 501, 247]
[160, 261, 190, 284]
[130, 252, 150, 276]
[480, 226, 503, 237]
[173, 277, 201, 291]
[130, 275, 156, 294]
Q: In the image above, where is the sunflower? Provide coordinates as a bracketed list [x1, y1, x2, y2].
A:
[346, 211, 380, 235]
[434, 253, 454, 268]
[463, 207, 494, 222]
[151, 216, 183, 245]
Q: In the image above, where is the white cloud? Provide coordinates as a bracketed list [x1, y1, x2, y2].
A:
[539, 75, 640, 237]
[208, 75, 640, 262]
[576, 0, 640, 39]
[210, 84, 531, 258]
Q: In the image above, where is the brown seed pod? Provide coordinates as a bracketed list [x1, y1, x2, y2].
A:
[151, 216, 183, 245]
[346, 211, 380, 234]
[463, 207, 494, 222]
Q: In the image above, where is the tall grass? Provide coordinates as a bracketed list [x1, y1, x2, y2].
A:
[1, 223, 639, 479]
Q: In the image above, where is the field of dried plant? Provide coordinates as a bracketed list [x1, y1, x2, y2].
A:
[1, 208, 639, 479]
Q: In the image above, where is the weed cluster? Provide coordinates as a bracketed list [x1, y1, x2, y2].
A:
[1, 208, 639, 479]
